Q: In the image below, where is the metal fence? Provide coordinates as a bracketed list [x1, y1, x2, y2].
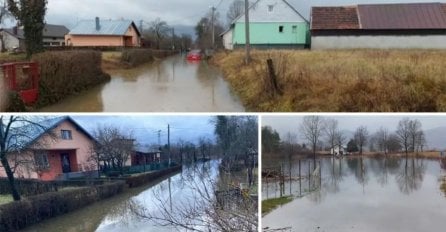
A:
[102, 161, 177, 176]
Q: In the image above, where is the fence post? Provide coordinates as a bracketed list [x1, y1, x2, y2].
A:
[266, 59, 282, 96]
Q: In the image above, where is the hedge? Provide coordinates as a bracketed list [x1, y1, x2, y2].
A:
[32, 50, 110, 107]
[0, 178, 112, 197]
[121, 49, 154, 67]
[125, 165, 182, 188]
[0, 181, 125, 231]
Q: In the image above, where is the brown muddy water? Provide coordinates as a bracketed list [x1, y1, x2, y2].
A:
[38, 55, 244, 112]
[22, 161, 221, 232]
[262, 157, 446, 232]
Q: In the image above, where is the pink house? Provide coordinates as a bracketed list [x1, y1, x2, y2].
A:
[0, 117, 97, 181]
[65, 17, 141, 47]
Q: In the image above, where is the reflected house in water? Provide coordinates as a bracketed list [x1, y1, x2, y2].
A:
[0, 116, 97, 181]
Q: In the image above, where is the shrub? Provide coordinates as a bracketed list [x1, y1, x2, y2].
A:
[0, 181, 125, 231]
[32, 50, 110, 107]
[121, 49, 154, 67]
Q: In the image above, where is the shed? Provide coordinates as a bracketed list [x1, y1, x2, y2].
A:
[311, 2, 446, 49]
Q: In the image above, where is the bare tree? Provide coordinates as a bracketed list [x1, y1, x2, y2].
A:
[149, 18, 170, 49]
[408, 119, 422, 152]
[0, 116, 57, 201]
[89, 125, 134, 175]
[396, 118, 414, 161]
[130, 161, 257, 231]
[324, 119, 342, 154]
[354, 126, 368, 155]
[300, 116, 325, 167]
[375, 127, 390, 155]
[227, 0, 245, 23]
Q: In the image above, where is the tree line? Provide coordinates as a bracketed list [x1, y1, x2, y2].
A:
[263, 116, 427, 162]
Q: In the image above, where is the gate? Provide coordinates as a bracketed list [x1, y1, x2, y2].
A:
[1, 62, 40, 105]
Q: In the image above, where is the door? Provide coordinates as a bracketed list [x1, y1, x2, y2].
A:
[61, 153, 71, 173]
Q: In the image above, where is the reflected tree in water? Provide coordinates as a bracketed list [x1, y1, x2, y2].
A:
[128, 161, 257, 231]
[396, 158, 426, 194]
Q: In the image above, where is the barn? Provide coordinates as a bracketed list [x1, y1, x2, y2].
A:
[311, 2, 446, 49]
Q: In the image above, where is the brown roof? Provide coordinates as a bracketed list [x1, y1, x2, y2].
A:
[312, 2, 446, 30]
[311, 6, 359, 30]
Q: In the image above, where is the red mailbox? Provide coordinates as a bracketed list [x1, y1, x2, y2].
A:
[1, 62, 40, 105]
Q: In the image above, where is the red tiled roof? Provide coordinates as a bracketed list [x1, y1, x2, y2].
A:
[312, 2, 446, 30]
[311, 6, 360, 30]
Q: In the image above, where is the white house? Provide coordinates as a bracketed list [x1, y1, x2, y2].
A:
[331, 145, 347, 156]
[311, 2, 446, 49]
[0, 24, 69, 52]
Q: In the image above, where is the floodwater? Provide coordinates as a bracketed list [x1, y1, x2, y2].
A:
[38, 55, 244, 112]
[262, 157, 446, 232]
[22, 160, 220, 232]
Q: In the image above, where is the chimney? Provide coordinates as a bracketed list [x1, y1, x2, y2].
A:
[95, 17, 100, 30]
[12, 26, 17, 35]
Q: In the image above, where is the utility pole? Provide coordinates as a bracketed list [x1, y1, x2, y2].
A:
[171, 27, 175, 50]
[244, 0, 251, 64]
[211, 6, 216, 49]
[139, 20, 143, 34]
[168, 124, 171, 166]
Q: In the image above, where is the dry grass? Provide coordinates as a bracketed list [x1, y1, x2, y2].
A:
[213, 49, 446, 112]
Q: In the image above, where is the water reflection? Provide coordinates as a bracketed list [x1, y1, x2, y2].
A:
[39, 55, 244, 112]
[262, 157, 444, 232]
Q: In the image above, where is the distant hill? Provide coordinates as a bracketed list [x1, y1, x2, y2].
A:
[425, 127, 446, 150]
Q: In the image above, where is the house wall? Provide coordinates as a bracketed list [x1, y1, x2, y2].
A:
[0, 31, 20, 51]
[233, 22, 309, 46]
[311, 35, 446, 49]
[43, 37, 66, 47]
[124, 25, 141, 47]
[222, 29, 233, 50]
[65, 34, 125, 47]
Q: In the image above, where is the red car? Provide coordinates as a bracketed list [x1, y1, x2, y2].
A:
[186, 50, 202, 61]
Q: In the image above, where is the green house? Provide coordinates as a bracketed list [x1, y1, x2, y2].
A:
[221, 0, 309, 50]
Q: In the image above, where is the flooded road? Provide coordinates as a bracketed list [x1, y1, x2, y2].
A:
[39, 55, 244, 112]
[22, 161, 220, 232]
[262, 157, 446, 232]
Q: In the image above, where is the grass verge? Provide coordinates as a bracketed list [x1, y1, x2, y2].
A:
[262, 196, 293, 215]
[213, 49, 446, 112]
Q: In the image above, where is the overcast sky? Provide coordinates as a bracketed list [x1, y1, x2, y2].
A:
[69, 115, 216, 146]
[263, 114, 446, 139]
[12, 0, 442, 33]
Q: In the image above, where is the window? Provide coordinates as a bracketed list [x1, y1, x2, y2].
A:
[268, 5, 274, 12]
[292, 25, 297, 33]
[35, 151, 50, 169]
[61, 130, 72, 140]
[279, 26, 284, 33]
